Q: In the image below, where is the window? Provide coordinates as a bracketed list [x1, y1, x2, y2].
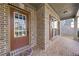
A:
[71, 19, 74, 28]
[77, 17, 79, 28]
[52, 20, 58, 29]
[14, 12, 27, 37]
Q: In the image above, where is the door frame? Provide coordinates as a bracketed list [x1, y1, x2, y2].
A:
[8, 4, 31, 51]
[49, 15, 53, 40]
[49, 15, 58, 40]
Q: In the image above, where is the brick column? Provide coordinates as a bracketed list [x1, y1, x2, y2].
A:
[37, 4, 45, 49]
[0, 4, 9, 56]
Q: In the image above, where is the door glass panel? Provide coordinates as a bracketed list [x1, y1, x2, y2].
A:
[77, 17, 79, 28]
[14, 12, 27, 37]
[52, 20, 58, 29]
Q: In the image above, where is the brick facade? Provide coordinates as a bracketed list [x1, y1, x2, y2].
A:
[0, 3, 60, 55]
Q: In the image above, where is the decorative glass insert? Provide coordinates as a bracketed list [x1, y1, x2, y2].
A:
[14, 12, 27, 37]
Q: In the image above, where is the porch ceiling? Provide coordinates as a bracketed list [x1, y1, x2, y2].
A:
[29, 3, 79, 20]
[49, 3, 79, 20]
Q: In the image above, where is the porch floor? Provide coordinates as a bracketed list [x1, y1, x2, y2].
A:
[32, 36, 79, 56]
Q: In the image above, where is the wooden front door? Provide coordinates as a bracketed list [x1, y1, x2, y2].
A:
[9, 5, 29, 51]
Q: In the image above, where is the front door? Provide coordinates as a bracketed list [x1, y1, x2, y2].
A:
[10, 5, 29, 51]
